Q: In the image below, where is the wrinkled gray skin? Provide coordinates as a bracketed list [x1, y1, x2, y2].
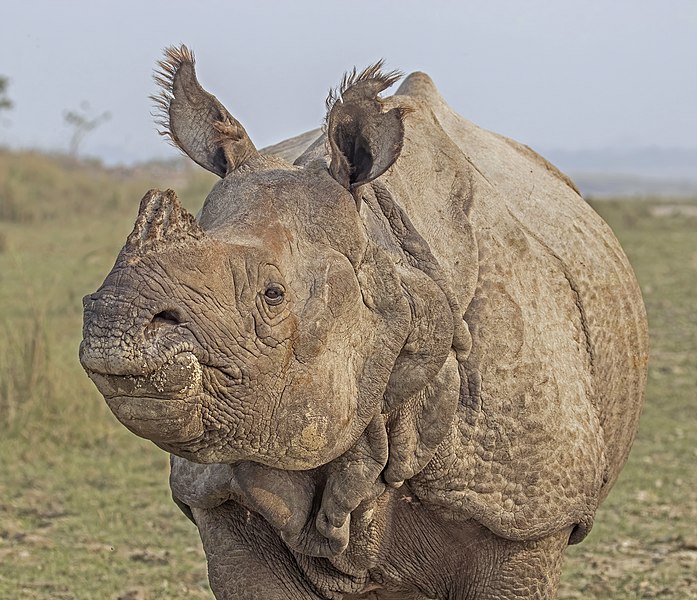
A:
[80, 46, 648, 600]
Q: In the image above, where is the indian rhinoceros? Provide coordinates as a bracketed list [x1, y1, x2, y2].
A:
[79, 45, 648, 599]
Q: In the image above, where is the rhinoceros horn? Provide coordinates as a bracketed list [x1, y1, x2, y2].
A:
[124, 188, 204, 256]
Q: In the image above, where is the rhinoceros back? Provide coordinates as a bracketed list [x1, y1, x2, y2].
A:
[391, 72, 648, 542]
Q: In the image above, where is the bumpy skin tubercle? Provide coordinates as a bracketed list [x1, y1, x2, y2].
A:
[80, 46, 648, 599]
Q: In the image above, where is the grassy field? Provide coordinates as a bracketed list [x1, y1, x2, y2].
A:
[0, 150, 695, 599]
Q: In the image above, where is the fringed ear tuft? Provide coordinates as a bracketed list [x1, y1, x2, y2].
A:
[326, 61, 407, 192]
[151, 45, 196, 148]
[150, 44, 258, 177]
[324, 60, 404, 119]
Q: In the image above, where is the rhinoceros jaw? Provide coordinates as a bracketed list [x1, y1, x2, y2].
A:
[87, 352, 205, 444]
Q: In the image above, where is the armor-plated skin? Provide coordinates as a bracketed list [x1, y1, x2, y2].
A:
[80, 47, 648, 599]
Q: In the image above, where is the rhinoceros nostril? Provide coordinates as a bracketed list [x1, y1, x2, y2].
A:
[152, 310, 182, 326]
[145, 310, 186, 338]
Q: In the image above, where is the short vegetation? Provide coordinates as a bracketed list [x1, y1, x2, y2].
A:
[0, 150, 695, 598]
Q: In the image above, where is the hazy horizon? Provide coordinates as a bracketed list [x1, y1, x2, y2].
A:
[1, 1, 696, 167]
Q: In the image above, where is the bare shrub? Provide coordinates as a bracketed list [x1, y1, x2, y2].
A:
[0, 311, 52, 429]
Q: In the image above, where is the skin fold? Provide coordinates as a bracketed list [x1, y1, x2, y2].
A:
[80, 46, 648, 599]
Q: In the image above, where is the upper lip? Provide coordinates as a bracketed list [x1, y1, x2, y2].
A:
[79, 336, 198, 377]
[86, 350, 203, 400]
[80, 314, 244, 385]
[81, 345, 243, 393]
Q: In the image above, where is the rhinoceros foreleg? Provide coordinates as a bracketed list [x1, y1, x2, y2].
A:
[468, 527, 571, 600]
[191, 503, 324, 600]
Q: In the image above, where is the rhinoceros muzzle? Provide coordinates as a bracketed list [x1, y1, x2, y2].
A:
[85, 351, 205, 443]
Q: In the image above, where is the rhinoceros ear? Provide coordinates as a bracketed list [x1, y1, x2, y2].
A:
[326, 62, 407, 191]
[153, 45, 259, 177]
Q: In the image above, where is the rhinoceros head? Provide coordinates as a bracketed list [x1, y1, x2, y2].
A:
[79, 47, 453, 475]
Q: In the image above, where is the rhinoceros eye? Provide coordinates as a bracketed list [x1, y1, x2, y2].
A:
[263, 285, 285, 306]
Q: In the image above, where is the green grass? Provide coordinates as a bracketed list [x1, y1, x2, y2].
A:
[0, 150, 216, 599]
[1, 150, 696, 598]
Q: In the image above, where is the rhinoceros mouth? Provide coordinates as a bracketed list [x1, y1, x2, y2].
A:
[86, 351, 203, 399]
[86, 351, 206, 443]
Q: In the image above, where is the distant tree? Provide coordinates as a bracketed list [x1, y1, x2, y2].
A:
[0, 76, 11, 112]
[0, 76, 11, 129]
[63, 101, 111, 157]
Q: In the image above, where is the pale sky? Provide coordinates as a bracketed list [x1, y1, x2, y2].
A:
[1, 0, 695, 165]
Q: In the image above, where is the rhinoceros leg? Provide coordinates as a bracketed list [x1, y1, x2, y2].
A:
[466, 527, 571, 600]
[191, 504, 324, 600]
